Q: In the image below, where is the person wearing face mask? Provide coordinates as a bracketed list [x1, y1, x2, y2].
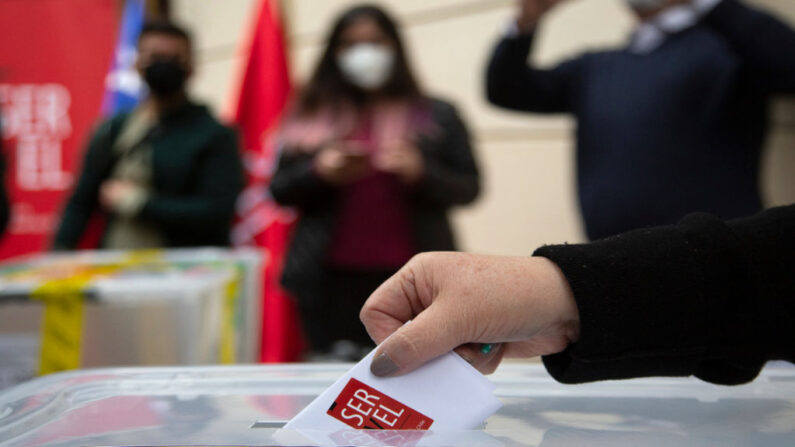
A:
[54, 21, 243, 250]
[486, 0, 795, 242]
[270, 5, 480, 360]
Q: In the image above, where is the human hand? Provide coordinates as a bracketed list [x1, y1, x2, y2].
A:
[373, 140, 424, 184]
[99, 179, 143, 212]
[313, 143, 370, 185]
[360, 252, 580, 377]
[516, 0, 570, 33]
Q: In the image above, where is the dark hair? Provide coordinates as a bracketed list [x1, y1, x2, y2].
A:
[295, 4, 423, 115]
[138, 20, 193, 52]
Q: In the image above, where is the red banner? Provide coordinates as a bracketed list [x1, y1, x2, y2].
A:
[229, 0, 304, 362]
[0, 0, 117, 259]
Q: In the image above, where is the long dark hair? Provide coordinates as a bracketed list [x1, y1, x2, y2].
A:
[295, 4, 423, 116]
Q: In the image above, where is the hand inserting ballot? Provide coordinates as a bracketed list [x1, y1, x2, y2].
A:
[360, 252, 580, 377]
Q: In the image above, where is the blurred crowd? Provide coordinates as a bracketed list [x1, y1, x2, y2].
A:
[1, 0, 793, 361]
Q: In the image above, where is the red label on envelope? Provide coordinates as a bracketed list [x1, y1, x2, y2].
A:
[327, 378, 434, 430]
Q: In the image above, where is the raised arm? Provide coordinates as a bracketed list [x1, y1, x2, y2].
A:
[485, 0, 583, 113]
[702, 0, 795, 93]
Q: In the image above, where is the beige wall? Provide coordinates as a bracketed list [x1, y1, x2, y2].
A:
[174, 0, 794, 256]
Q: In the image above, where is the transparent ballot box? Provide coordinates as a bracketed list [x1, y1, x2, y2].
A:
[0, 363, 793, 446]
[10, 248, 264, 363]
[0, 248, 262, 389]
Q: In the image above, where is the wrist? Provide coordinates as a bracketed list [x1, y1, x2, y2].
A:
[533, 256, 580, 344]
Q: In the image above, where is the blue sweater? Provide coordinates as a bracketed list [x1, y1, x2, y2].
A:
[487, 0, 795, 240]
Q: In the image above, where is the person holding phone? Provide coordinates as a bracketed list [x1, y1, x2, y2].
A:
[270, 5, 480, 360]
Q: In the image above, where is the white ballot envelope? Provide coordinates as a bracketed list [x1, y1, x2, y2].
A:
[284, 348, 502, 432]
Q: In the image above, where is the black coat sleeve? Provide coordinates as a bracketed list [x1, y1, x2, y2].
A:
[703, 0, 795, 93]
[535, 205, 795, 385]
[269, 146, 335, 208]
[52, 119, 118, 250]
[485, 32, 583, 113]
[412, 100, 480, 207]
[0, 137, 9, 237]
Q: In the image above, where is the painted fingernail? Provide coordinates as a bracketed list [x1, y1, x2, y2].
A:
[481, 343, 495, 355]
[371, 352, 399, 377]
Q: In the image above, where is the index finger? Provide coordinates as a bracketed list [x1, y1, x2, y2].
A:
[359, 265, 424, 345]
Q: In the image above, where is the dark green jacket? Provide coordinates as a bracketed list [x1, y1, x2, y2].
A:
[53, 103, 243, 249]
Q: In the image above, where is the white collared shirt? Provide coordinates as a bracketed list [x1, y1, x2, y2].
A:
[629, 0, 723, 54]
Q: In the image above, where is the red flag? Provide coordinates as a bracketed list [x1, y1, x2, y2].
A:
[228, 0, 304, 362]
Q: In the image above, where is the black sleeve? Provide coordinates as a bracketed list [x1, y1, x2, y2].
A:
[52, 120, 117, 250]
[412, 100, 480, 207]
[0, 138, 9, 236]
[702, 0, 795, 93]
[534, 205, 795, 385]
[268, 147, 334, 208]
[140, 128, 243, 231]
[485, 32, 583, 113]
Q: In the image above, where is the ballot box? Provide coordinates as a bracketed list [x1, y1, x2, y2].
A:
[0, 249, 262, 390]
[26, 248, 264, 362]
[0, 363, 793, 446]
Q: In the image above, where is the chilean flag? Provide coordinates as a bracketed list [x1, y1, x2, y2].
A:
[101, 0, 146, 115]
[228, 0, 304, 362]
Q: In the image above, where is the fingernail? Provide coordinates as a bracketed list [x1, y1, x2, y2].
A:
[371, 352, 399, 377]
[481, 344, 495, 355]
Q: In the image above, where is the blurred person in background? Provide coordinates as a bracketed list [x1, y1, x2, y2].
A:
[486, 0, 795, 241]
[53, 21, 243, 250]
[270, 5, 480, 360]
[0, 122, 9, 237]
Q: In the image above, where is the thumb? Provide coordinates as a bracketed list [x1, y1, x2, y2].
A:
[370, 304, 465, 377]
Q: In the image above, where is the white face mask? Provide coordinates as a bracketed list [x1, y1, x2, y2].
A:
[337, 43, 395, 90]
[625, 0, 665, 11]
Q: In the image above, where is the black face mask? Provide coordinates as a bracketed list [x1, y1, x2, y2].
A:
[144, 60, 187, 96]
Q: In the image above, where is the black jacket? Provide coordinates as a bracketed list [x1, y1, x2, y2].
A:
[270, 98, 480, 307]
[536, 204, 795, 385]
[53, 102, 243, 249]
[0, 137, 9, 237]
